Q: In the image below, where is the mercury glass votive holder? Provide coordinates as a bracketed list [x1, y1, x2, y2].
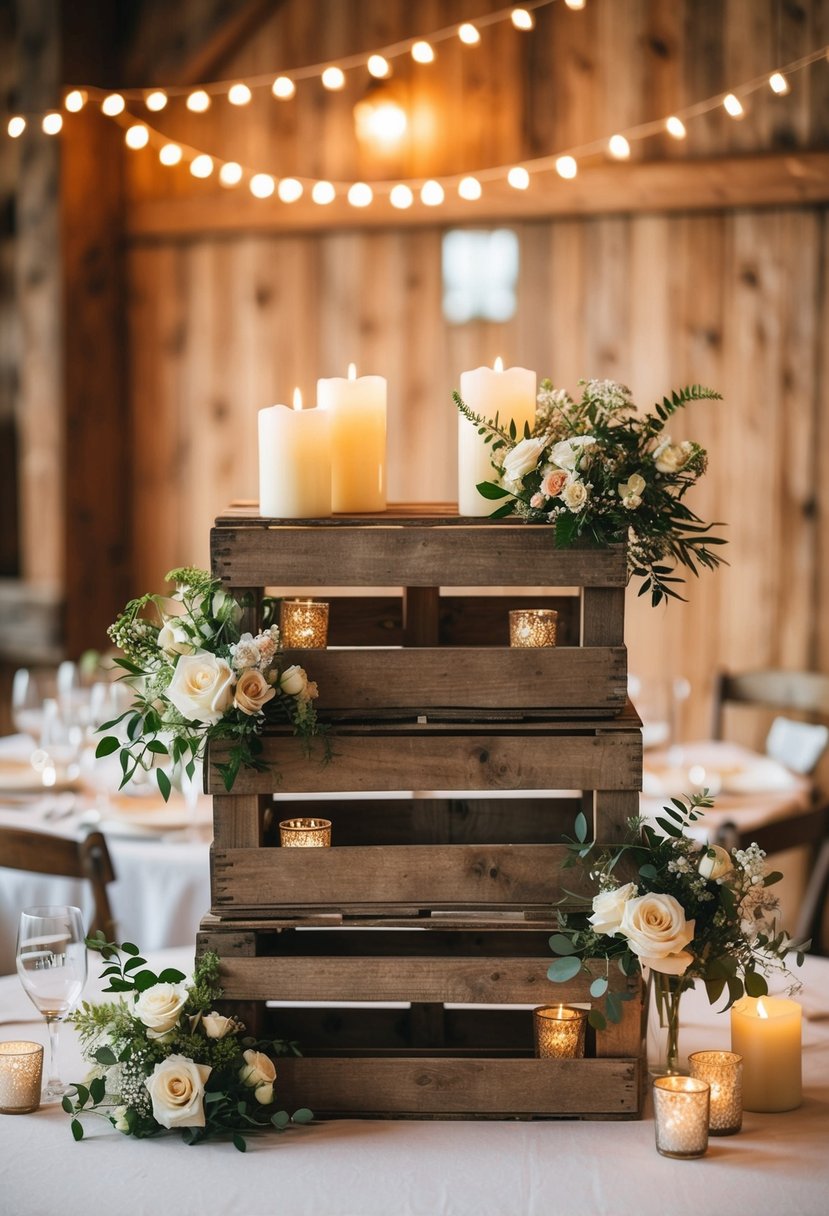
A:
[533, 1005, 587, 1059]
[280, 599, 329, 648]
[0, 1041, 44, 1114]
[279, 817, 332, 847]
[509, 609, 558, 648]
[653, 1075, 710, 1159]
[688, 1050, 743, 1135]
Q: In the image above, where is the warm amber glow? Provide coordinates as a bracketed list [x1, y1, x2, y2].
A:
[250, 173, 276, 199]
[565, 0, 586, 8]
[555, 155, 577, 179]
[64, 89, 87, 112]
[511, 8, 534, 30]
[293, 388, 303, 411]
[159, 143, 183, 166]
[272, 76, 296, 100]
[348, 363, 357, 380]
[411, 40, 435, 64]
[277, 177, 303, 203]
[757, 998, 769, 1020]
[41, 112, 63, 135]
[507, 166, 530, 190]
[723, 93, 744, 118]
[769, 72, 790, 95]
[420, 179, 444, 206]
[367, 54, 391, 78]
[608, 134, 631, 159]
[458, 22, 481, 44]
[218, 161, 243, 186]
[145, 90, 168, 112]
[348, 182, 373, 207]
[458, 176, 482, 200]
[7, 116, 25, 138]
[228, 83, 252, 106]
[494, 356, 504, 372]
[322, 66, 346, 90]
[666, 115, 687, 139]
[186, 89, 211, 113]
[189, 154, 214, 178]
[311, 180, 335, 205]
[101, 93, 125, 116]
[354, 96, 407, 146]
[389, 183, 414, 209]
[125, 124, 149, 149]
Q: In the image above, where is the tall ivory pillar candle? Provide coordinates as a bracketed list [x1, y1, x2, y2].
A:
[458, 362, 536, 516]
[317, 366, 387, 512]
[258, 393, 332, 518]
[730, 995, 802, 1112]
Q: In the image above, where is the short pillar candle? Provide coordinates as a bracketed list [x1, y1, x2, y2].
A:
[653, 1075, 710, 1159]
[730, 995, 802, 1112]
[509, 609, 558, 648]
[279, 817, 332, 847]
[533, 1005, 587, 1058]
[688, 1050, 743, 1135]
[0, 1041, 44, 1114]
[280, 599, 329, 648]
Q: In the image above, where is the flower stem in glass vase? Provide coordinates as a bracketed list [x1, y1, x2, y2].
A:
[649, 971, 689, 1077]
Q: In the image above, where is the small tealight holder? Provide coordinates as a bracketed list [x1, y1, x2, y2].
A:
[509, 609, 558, 648]
[688, 1050, 742, 1135]
[533, 1005, 587, 1059]
[653, 1075, 710, 1159]
[0, 1041, 44, 1114]
[280, 599, 329, 648]
[279, 817, 332, 847]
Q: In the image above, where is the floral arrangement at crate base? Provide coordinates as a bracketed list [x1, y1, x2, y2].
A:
[64, 934, 312, 1150]
[454, 378, 727, 605]
[548, 794, 807, 1074]
[98, 567, 328, 795]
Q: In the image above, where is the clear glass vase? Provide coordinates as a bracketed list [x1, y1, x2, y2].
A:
[648, 972, 690, 1077]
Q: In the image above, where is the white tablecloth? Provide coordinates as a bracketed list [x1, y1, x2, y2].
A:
[1, 947, 828, 1216]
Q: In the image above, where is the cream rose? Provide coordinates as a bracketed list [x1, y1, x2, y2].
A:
[698, 844, 733, 882]
[145, 1054, 211, 1129]
[561, 479, 588, 512]
[201, 1011, 235, 1040]
[619, 893, 695, 975]
[588, 882, 637, 935]
[280, 664, 308, 698]
[234, 668, 276, 716]
[112, 1105, 131, 1133]
[134, 982, 189, 1038]
[254, 1083, 275, 1106]
[540, 469, 567, 498]
[239, 1048, 277, 1089]
[158, 621, 197, 658]
[549, 436, 596, 471]
[653, 437, 693, 475]
[618, 473, 645, 500]
[621, 493, 642, 510]
[502, 436, 548, 482]
[165, 652, 235, 725]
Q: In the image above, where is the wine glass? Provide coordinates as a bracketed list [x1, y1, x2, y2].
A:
[15, 906, 88, 1102]
[11, 668, 47, 743]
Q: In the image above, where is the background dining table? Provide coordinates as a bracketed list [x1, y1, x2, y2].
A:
[0, 945, 827, 1216]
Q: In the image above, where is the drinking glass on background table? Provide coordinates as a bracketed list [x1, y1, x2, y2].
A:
[11, 668, 49, 743]
[15, 906, 87, 1102]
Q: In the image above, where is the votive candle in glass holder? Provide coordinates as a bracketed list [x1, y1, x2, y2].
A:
[0, 1041, 44, 1114]
[280, 599, 329, 648]
[509, 609, 558, 648]
[533, 1005, 587, 1059]
[279, 817, 332, 847]
[688, 1050, 742, 1135]
[653, 1075, 710, 1159]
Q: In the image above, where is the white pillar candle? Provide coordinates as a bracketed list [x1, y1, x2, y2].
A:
[258, 390, 332, 518]
[730, 995, 802, 1112]
[457, 359, 536, 516]
[317, 364, 387, 512]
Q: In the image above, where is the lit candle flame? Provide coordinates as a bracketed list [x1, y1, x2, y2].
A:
[347, 362, 357, 380]
[757, 997, 769, 1019]
[292, 387, 303, 411]
[494, 355, 504, 372]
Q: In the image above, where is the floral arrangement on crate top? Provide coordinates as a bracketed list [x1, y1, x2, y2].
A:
[64, 934, 312, 1150]
[97, 567, 326, 795]
[548, 794, 807, 1072]
[453, 378, 727, 605]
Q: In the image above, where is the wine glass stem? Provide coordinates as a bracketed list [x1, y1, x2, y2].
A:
[45, 1016, 62, 1089]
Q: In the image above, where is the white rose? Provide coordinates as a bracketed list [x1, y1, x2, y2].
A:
[112, 1105, 131, 1133]
[549, 436, 596, 471]
[561, 479, 588, 512]
[201, 1011, 235, 1040]
[502, 436, 548, 482]
[621, 493, 642, 510]
[619, 893, 695, 975]
[280, 665, 308, 698]
[698, 844, 733, 881]
[653, 437, 693, 475]
[239, 1048, 277, 1089]
[158, 621, 196, 658]
[588, 882, 637, 935]
[134, 982, 189, 1038]
[618, 473, 645, 499]
[254, 1083, 274, 1106]
[165, 652, 235, 725]
[145, 1054, 211, 1130]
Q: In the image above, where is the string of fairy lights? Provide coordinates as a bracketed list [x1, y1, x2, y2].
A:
[4, 0, 828, 211]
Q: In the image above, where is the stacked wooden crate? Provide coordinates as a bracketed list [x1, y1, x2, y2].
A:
[200, 504, 644, 1119]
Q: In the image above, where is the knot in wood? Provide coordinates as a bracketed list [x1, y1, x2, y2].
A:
[478, 748, 490, 764]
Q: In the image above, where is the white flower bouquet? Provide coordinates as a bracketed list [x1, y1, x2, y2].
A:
[453, 378, 727, 605]
[97, 567, 328, 795]
[65, 935, 312, 1150]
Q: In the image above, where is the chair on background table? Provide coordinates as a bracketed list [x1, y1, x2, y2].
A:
[0, 824, 117, 941]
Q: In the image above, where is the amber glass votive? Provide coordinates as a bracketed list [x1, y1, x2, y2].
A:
[688, 1050, 742, 1135]
[533, 1005, 587, 1058]
[280, 599, 329, 648]
[279, 817, 332, 847]
[653, 1075, 710, 1158]
[0, 1041, 43, 1114]
[509, 609, 558, 648]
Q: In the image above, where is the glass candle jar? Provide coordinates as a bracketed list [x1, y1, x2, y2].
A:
[279, 817, 332, 847]
[653, 1075, 710, 1159]
[533, 1005, 587, 1059]
[509, 609, 558, 648]
[280, 599, 329, 648]
[0, 1041, 44, 1114]
[688, 1050, 742, 1135]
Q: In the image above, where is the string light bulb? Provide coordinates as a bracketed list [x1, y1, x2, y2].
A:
[189, 154, 213, 178]
[608, 133, 631, 159]
[555, 154, 578, 179]
[507, 166, 530, 189]
[186, 89, 211, 113]
[42, 112, 63, 135]
[101, 93, 125, 116]
[412, 41, 435, 64]
[389, 183, 414, 209]
[511, 8, 534, 30]
[145, 90, 168, 112]
[367, 54, 391, 78]
[348, 182, 373, 207]
[458, 23, 481, 45]
[7, 116, 25, 138]
[228, 83, 252, 106]
[322, 66, 346, 90]
[421, 180, 444, 206]
[565, 0, 586, 8]
[159, 143, 183, 166]
[125, 124, 149, 149]
[354, 92, 408, 146]
[218, 161, 243, 186]
[64, 89, 86, 112]
[458, 176, 482, 200]
[723, 93, 744, 117]
[277, 177, 303, 203]
[311, 181, 335, 205]
[666, 115, 687, 139]
[769, 72, 790, 95]
[272, 76, 296, 100]
[250, 173, 276, 198]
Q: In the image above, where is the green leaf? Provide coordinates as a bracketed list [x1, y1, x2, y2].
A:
[71, 1118, 84, 1142]
[548, 933, 579, 956]
[158, 968, 186, 983]
[89, 1076, 106, 1104]
[763, 871, 783, 888]
[93, 1046, 117, 1066]
[574, 811, 588, 843]
[639, 863, 658, 881]
[74, 1083, 90, 1107]
[95, 735, 120, 759]
[605, 991, 623, 1023]
[123, 956, 147, 973]
[156, 768, 172, 802]
[744, 971, 768, 998]
[61, 1095, 74, 1114]
[132, 969, 160, 991]
[547, 956, 582, 982]
[587, 1008, 607, 1031]
[590, 976, 609, 998]
[233, 1133, 247, 1153]
[291, 1107, 314, 1124]
[475, 481, 510, 500]
[147, 740, 169, 755]
[120, 942, 140, 955]
[271, 1110, 291, 1129]
[704, 977, 726, 1005]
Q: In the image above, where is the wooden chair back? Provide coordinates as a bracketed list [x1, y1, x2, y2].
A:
[712, 669, 829, 773]
[0, 826, 117, 940]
